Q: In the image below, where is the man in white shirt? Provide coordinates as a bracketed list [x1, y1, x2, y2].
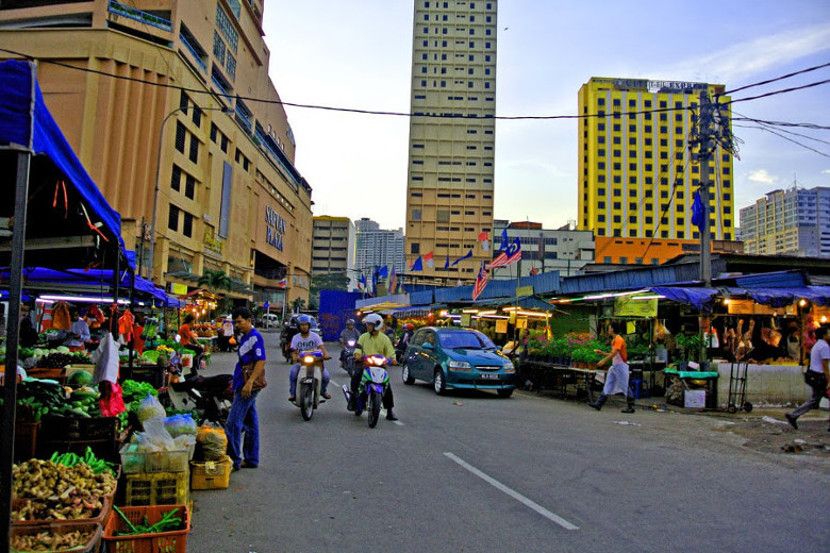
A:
[786, 325, 830, 430]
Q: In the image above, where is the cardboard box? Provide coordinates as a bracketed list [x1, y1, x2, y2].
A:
[684, 389, 706, 408]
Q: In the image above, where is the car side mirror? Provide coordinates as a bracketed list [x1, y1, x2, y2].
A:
[422, 342, 434, 350]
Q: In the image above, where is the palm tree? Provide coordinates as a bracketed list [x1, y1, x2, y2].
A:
[198, 269, 233, 293]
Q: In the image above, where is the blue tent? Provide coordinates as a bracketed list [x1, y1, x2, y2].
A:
[0, 59, 130, 267]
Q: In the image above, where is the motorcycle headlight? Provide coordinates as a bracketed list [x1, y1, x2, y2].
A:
[347, 340, 355, 347]
[448, 360, 472, 371]
[303, 355, 315, 364]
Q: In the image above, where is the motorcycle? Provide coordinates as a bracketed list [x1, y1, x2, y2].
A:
[342, 354, 390, 429]
[161, 349, 233, 425]
[340, 339, 357, 376]
[293, 350, 328, 421]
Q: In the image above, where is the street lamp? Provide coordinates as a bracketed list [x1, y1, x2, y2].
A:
[146, 104, 232, 282]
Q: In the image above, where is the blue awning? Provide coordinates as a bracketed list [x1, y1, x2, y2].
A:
[650, 286, 719, 310]
[724, 286, 830, 308]
[0, 60, 128, 265]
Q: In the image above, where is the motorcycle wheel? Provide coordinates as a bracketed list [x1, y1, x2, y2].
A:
[367, 390, 381, 428]
[300, 383, 314, 421]
[354, 393, 364, 416]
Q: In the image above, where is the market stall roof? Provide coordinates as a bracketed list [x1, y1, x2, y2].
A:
[0, 59, 131, 269]
[0, 267, 182, 307]
[473, 296, 559, 312]
[356, 293, 410, 311]
[723, 285, 830, 308]
[649, 286, 720, 310]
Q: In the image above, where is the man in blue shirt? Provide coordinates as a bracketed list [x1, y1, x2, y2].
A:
[226, 307, 267, 471]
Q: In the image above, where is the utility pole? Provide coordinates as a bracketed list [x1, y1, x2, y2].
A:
[696, 89, 715, 287]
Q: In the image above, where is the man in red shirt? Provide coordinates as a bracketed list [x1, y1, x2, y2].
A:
[589, 321, 635, 413]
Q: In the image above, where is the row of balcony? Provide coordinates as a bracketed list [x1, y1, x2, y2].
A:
[108, 0, 171, 32]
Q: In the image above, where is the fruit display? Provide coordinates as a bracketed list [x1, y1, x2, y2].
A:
[12, 459, 116, 522]
[10, 525, 98, 552]
[37, 352, 91, 369]
[50, 447, 118, 477]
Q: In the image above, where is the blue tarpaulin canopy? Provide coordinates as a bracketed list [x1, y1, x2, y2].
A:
[0, 267, 182, 307]
[650, 286, 720, 310]
[0, 59, 130, 268]
[724, 286, 830, 308]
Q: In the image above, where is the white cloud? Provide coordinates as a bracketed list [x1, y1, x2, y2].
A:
[654, 22, 830, 84]
[747, 169, 778, 184]
[822, 169, 830, 175]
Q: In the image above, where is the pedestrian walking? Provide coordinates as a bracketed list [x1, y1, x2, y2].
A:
[786, 325, 830, 431]
[226, 307, 268, 471]
[589, 321, 635, 413]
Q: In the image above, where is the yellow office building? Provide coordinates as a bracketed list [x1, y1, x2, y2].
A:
[578, 77, 735, 243]
[0, 0, 313, 306]
[405, 0, 498, 282]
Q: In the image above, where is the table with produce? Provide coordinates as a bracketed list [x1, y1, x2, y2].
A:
[5, 340, 234, 552]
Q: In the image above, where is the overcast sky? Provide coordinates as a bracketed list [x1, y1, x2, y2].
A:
[263, 0, 830, 230]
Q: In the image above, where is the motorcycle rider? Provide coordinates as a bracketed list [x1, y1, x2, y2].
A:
[288, 314, 331, 402]
[352, 313, 399, 421]
[395, 323, 415, 362]
[339, 319, 361, 369]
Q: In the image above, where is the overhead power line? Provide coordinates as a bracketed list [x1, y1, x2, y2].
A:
[3, 45, 827, 123]
[732, 117, 830, 131]
[734, 124, 830, 159]
[727, 78, 830, 104]
[721, 60, 830, 95]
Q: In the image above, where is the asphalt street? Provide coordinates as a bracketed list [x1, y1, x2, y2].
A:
[189, 331, 830, 553]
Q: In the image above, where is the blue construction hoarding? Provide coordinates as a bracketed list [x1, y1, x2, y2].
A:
[318, 290, 363, 341]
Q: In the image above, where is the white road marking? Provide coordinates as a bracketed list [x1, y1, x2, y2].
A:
[443, 452, 579, 531]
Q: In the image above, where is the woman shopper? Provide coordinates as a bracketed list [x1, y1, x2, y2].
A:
[226, 307, 268, 471]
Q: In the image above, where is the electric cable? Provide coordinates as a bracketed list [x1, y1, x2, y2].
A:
[726, 78, 830, 104]
[721, 60, 830, 96]
[731, 117, 830, 131]
[734, 124, 830, 159]
[733, 123, 830, 146]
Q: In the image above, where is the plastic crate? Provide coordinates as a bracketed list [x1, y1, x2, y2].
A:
[103, 504, 189, 553]
[12, 496, 112, 528]
[122, 365, 165, 389]
[10, 521, 102, 553]
[120, 444, 189, 474]
[190, 455, 232, 490]
[26, 367, 67, 384]
[123, 471, 190, 507]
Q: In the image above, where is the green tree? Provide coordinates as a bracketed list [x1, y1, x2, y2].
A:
[198, 269, 232, 292]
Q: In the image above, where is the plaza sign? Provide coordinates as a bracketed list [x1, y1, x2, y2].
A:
[265, 205, 285, 252]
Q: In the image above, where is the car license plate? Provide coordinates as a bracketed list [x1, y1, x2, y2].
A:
[480, 373, 500, 380]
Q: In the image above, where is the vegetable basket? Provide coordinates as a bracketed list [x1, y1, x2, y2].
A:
[102, 504, 190, 553]
[12, 496, 113, 528]
[10, 521, 102, 553]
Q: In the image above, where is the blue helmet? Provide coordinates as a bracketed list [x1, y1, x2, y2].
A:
[297, 314, 312, 326]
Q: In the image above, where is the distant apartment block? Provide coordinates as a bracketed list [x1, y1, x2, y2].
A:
[491, 220, 594, 278]
[740, 186, 830, 258]
[355, 218, 405, 274]
[312, 216, 355, 288]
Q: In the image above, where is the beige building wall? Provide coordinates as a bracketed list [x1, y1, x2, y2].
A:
[0, 0, 312, 304]
[405, 0, 498, 283]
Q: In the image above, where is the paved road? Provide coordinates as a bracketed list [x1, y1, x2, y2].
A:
[190, 332, 830, 553]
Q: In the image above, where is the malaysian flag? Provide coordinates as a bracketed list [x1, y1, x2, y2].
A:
[487, 237, 522, 270]
[472, 261, 490, 301]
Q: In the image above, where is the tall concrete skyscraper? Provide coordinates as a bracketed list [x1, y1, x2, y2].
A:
[405, 0, 498, 283]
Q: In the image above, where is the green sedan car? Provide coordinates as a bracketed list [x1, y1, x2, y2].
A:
[401, 327, 516, 398]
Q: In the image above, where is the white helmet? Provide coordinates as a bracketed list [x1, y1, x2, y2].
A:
[362, 313, 383, 330]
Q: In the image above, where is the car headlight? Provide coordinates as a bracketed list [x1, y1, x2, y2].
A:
[503, 361, 515, 373]
[448, 360, 472, 371]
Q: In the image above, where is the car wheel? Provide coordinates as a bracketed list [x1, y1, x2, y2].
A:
[497, 388, 514, 399]
[433, 368, 446, 395]
[402, 363, 415, 385]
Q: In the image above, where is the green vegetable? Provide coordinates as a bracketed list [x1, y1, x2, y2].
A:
[114, 506, 183, 536]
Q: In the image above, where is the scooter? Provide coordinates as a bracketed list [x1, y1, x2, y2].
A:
[341, 339, 357, 376]
[293, 350, 328, 421]
[342, 354, 390, 429]
[161, 349, 233, 425]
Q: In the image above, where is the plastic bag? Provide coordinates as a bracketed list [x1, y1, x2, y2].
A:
[99, 381, 126, 417]
[165, 414, 197, 437]
[136, 393, 166, 423]
[133, 416, 176, 452]
[196, 425, 228, 461]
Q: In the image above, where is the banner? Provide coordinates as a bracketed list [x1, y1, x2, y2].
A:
[614, 296, 658, 318]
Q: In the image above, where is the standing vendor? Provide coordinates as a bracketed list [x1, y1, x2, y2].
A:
[178, 314, 203, 356]
[589, 321, 636, 414]
[65, 308, 91, 351]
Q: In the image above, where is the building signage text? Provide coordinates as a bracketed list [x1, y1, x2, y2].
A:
[265, 205, 286, 251]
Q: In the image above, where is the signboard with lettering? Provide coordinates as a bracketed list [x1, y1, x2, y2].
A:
[265, 205, 286, 252]
[614, 296, 658, 318]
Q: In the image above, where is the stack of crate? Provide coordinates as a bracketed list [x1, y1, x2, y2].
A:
[120, 444, 191, 506]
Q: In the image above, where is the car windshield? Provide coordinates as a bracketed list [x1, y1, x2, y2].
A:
[438, 330, 495, 350]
